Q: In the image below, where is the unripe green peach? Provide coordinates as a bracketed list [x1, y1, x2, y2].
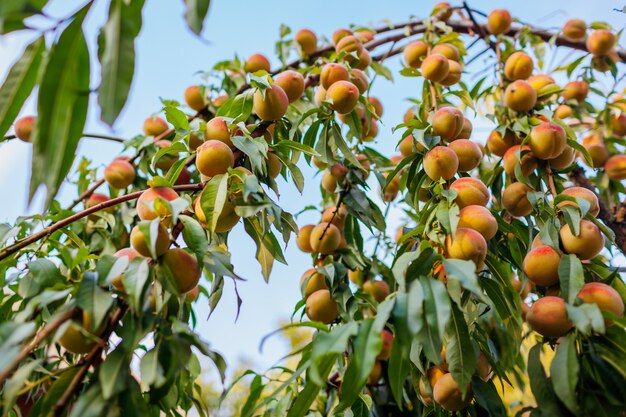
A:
[111, 248, 142, 290]
[526, 296, 572, 338]
[605, 154, 626, 181]
[502, 182, 534, 217]
[305, 289, 338, 324]
[433, 373, 473, 411]
[309, 222, 341, 254]
[154, 140, 179, 171]
[378, 329, 394, 360]
[295, 28, 317, 55]
[432, 2, 453, 20]
[611, 112, 626, 136]
[244, 53, 271, 73]
[421, 54, 450, 83]
[432, 107, 464, 141]
[439, 60, 462, 87]
[487, 129, 517, 157]
[528, 122, 566, 160]
[560, 219, 604, 260]
[577, 282, 624, 319]
[137, 187, 179, 225]
[253, 84, 289, 121]
[528, 74, 556, 92]
[562, 19, 586, 41]
[196, 140, 235, 177]
[332, 28, 353, 46]
[104, 159, 135, 189]
[326, 80, 360, 114]
[522, 245, 561, 287]
[445, 227, 487, 271]
[300, 268, 327, 297]
[367, 96, 383, 118]
[335, 35, 364, 63]
[558, 187, 600, 216]
[130, 221, 170, 257]
[363, 279, 391, 302]
[404, 40, 428, 68]
[586, 30, 616, 56]
[504, 51, 533, 80]
[549, 146, 576, 170]
[14, 116, 36, 142]
[448, 139, 482, 171]
[350, 69, 369, 94]
[204, 117, 233, 147]
[504, 80, 537, 112]
[554, 105, 573, 119]
[487, 9, 512, 35]
[457, 205, 498, 240]
[449, 177, 490, 208]
[423, 146, 459, 181]
[320, 63, 349, 89]
[143, 116, 168, 137]
[582, 133, 609, 168]
[561, 80, 589, 103]
[161, 248, 201, 293]
[274, 70, 305, 103]
[431, 43, 460, 62]
[184, 85, 205, 111]
[296, 224, 315, 252]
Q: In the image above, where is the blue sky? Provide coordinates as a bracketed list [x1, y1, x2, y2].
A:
[0, 0, 625, 381]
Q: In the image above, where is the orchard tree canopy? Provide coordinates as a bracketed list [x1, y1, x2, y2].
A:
[2, 1, 626, 416]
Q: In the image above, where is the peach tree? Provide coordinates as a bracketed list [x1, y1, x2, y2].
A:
[0, 1, 626, 416]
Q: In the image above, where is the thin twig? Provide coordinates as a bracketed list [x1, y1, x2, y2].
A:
[318, 186, 350, 242]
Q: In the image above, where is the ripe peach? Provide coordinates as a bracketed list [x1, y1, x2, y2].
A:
[432, 43, 461, 62]
[187, 286, 200, 302]
[300, 268, 327, 297]
[549, 146, 576, 170]
[605, 154, 626, 181]
[487, 9, 512, 34]
[104, 159, 135, 189]
[313, 86, 327, 107]
[504, 52, 534, 80]
[154, 140, 179, 171]
[355, 29, 376, 43]
[335, 35, 364, 62]
[326, 80, 360, 114]
[554, 104, 573, 119]
[321, 171, 337, 193]
[404, 40, 428, 68]
[130, 221, 170, 257]
[363, 279, 391, 302]
[14, 116, 36, 142]
[457, 205, 498, 240]
[528, 122, 566, 160]
[204, 117, 233, 147]
[367, 96, 383, 118]
[309, 222, 342, 254]
[522, 245, 561, 287]
[582, 134, 609, 168]
[332, 28, 353, 46]
[161, 249, 201, 293]
[59, 311, 101, 354]
[295, 28, 317, 55]
[503, 145, 537, 178]
[432, 107, 464, 141]
[421, 54, 450, 83]
[558, 187, 600, 216]
[611, 112, 626, 136]
[562, 19, 586, 41]
[253, 84, 289, 121]
[184, 85, 205, 111]
[296, 224, 315, 252]
[196, 140, 235, 177]
[561, 81, 589, 103]
[456, 117, 473, 140]
[143, 116, 168, 137]
[528, 74, 556, 92]
[378, 329, 394, 360]
[433, 373, 473, 411]
[174, 166, 191, 185]
[487, 129, 517, 157]
[448, 139, 482, 171]
[305, 289, 338, 323]
[111, 248, 142, 290]
[85, 193, 112, 216]
[357, 154, 371, 178]
[320, 63, 349, 89]
[399, 135, 421, 156]
[445, 227, 487, 271]
[449, 177, 490, 208]
[189, 132, 204, 150]
[504, 80, 537, 112]
[321, 204, 348, 229]
[439, 60, 462, 86]
[560, 219, 604, 260]
[586, 30, 616, 56]
[354, 49, 371, 70]
[577, 282, 624, 319]
[526, 296, 572, 337]
[212, 94, 229, 107]
[382, 173, 401, 202]
[432, 2, 453, 20]
[367, 361, 383, 385]
[244, 53, 271, 73]
[274, 70, 305, 103]
[137, 187, 179, 225]
[348, 268, 364, 285]
[193, 195, 240, 233]
[502, 182, 533, 217]
[350, 69, 369, 94]
[423, 146, 459, 181]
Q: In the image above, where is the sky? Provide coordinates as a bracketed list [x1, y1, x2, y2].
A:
[0, 0, 625, 385]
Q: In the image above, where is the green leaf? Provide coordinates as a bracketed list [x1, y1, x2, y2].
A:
[216, 91, 253, 121]
[232, 135, 269, 176]
[550, 333, 579, 414]
[122, 257, 150, 308]
[286, 357, 333, 417]
[0, 0, 48, 34]
[184, 0, 211, 35]
[443, 259, 485, 302]
[76, 273, 114, 330]
[308, 322, 358, 385]
[164, 103, 190, 130]
[180, 214, 209, 259]
[528, 343, 565, 416]
[558, 254, 584, 304]
[388, 294, 410, 408]
[140, 347, 165, 388]
[30, 4, 91, 208]
[370, 60, 393, 81]
[18, 258, 64, 298]
[446, 303, 476, 397]
[97, 0, 143, 125]
[200, 174, 228, 234]
[98, 347, 128, 399]
[0, 36, 44, 138]
[472, 377, 507, 417]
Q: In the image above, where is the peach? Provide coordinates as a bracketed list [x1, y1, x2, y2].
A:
[439, 60, 462, 86]
[487, 129, 517, 157]
[457, 205, 498, 240]
[354, 49, 371, 70]
[14, 116, 36, 142]
[456, 117, 473, 140]
[433, 373, 473, 411]
[86, 193, 112, 215]
[432, 107, 464, 141]
[154, 140, 179, 171]
[130, 221, 170, 258]
[367, 361, 383, 385]
[582, 134, 609, 168]
[274, 70, 305, 103]
[348, 268, 364, 285]
[561, 81, 589, 103]
[143, 116, 168, 137]
[305, 289, 338, 324]
[560, 219, 604, 260]
[502, 182, 533, 217]
[503, 145, 537, 178]
[487, 9, 512, 34]
[528, 122, 567, 160]
[295, 28, 317, 55]
[313, 86, 327, 107]
[611, 112, 626, 136]
[562, 19, 586, 41]
[296, 225, 315, 252]
[404, 40, 428, 68]
[421, 54, 450, 83]
[448, 139, 482, 171]
[320, 63, 349, 89]
[321, 171, 337, 193]
[404, 107, 416, 123]
[184, 85, 205, 111]
[504, 51, 534, 80]
[577, 282, 624, 319]
[363, 279, 391, 303]
[111, 248, 141, 290]
[586, 30, 616, 56]
[59, 311, 101, 354]
[335, 35, 364, 63]
[431, 43, 461, 62]
[161, 248, 201, 293]
[104, 159, 135, 189]
[367, 96, 383, 118]
[196, 140, 235, 177]
[526, 296, 572, 337]
[357, 154, 371, 178]
[423, 146, 459, 181]
[244, 53, 271, 73]
[449, 177, 490, 208]
[558, 187, 600, 216]
[554, 104, 573, 119]
[309, 222, 342, 254]
[321, 204, 348, 229]
[549, 146, 576, 170]
[528, 74, 556, 92]
[326, 80, 360, 114]
[300, 268, 328, 297]
[253, 84, 289, 121]
[433, 2, 453, 20]
[193, 195, 240, 233]
[332, 28, 353, 46]
[522, 245, 561, 287]
[605, 154, 626, 181]
[399, 135, 423, 156]
[355, 29, 376, 43]
[212, 94, 229, 107]
[378, 329, 394, 360]
[189, 132, 204, 150]
[350, 69, 369, 94]
[382, 173, 401, 202]
[504, 80, 537, 112]
[137, 187, 179, 225]
[204, 117, 233, 147]
[445, 227, 487, 271]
